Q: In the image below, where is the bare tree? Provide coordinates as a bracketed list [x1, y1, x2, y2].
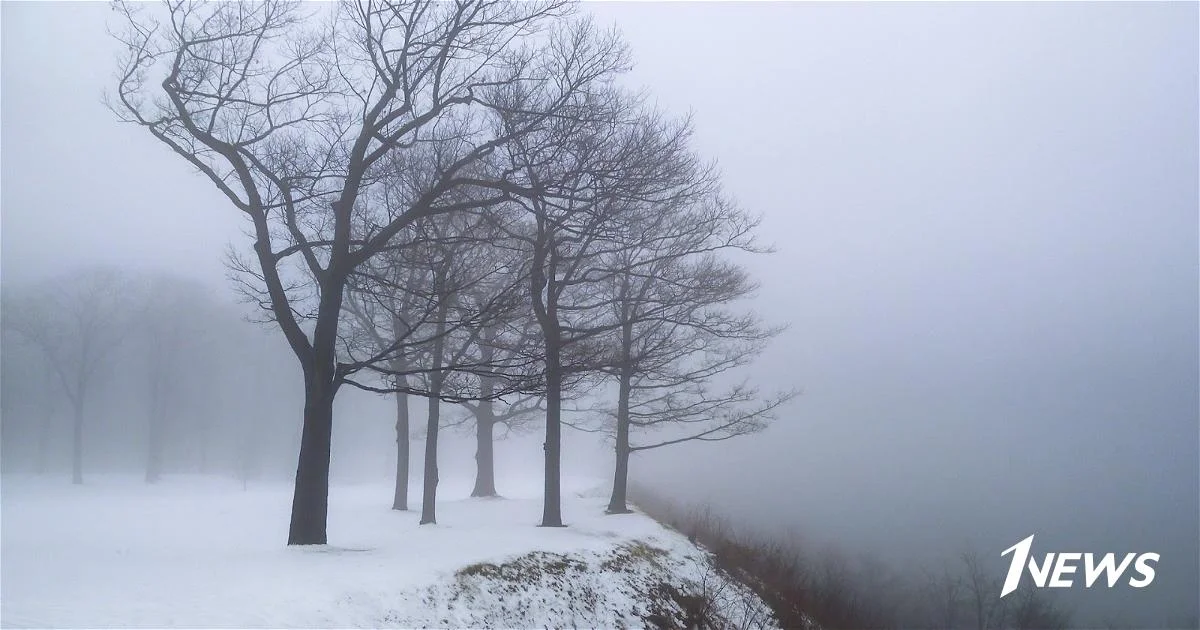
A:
[462, 388, 542, 498]
[1007, 584, 1072, 630]
[1, 268, 138, 484]
[339, 161, 538, 512]
[915, 550, 1071, 630]
[406, 215, 506, 524]
[34, 363, 58, 475]
[138, 274, 215, 483]
[493, 86, 695, 527]
[493, 85, 788, 521]
[0, 338, 58, 474]
[578, 116, 795, 514]
[417, 263, 451, 525]
[604, 256, 795, 513]
[435, 216, 545, 499]
[962, 550, 1009, 630]
[342, 228, 438, 511]
[919, 567, 967, 629]
[455, 323, 543, 498]
[342, 206, 532, 523]
[113, 0, 628, 544]
[408, 299, 546, 504]
[343, 286, 421, 509]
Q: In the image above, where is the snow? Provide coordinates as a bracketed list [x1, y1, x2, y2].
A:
[1, 474, 773, 628]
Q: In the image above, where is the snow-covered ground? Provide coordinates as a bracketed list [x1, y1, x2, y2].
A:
[1, 474, 772, 628]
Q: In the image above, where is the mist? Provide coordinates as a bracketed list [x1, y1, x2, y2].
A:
[2, 2, 1196, 628]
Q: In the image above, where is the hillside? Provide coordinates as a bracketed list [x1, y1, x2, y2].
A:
[1, 475, 773, 629]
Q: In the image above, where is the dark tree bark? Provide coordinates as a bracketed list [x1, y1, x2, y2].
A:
[283, 255, 349, 544]
[288, 370, 337, 545]
[541, 349, 564, 527]
[420, 301, 448, 525]
[607, 357, 634, 514]
[113, 0, 632, 545]
[531, 229, 565, 527]
[393, 384, 410, 511]
[420, 381, 441, 524]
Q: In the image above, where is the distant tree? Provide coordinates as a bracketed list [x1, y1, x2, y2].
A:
[408, 214, 533, 524]
[343, 276, 423, 510]
[113, 0, 631, 544]
[340, 165, 535, 512]
[0, 338, 56, 474]
[1006, 584, 1071, 630]
[342, 208, 531, 523]
[413, 226, 454, 526]
[342, 233, 437, 512]
[138, 274, 214, 483]
[492, 85, 738, 527]
[463, 388, 542, 498]
[917, 549, 1071, 630]
[232, 331, 277, 489]
[492, 85, 786, 522]
[961, 550, 1007, 630]
[437, 216, 544, 500]
[455, 323, 543, 498]
[34, 363, 58, 475]
[919, 567, 967, 629]
[1, 268, 138, 484]
[599, 194, 795, 514]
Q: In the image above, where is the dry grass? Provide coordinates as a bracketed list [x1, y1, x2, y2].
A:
[629, 484, 1074, 630]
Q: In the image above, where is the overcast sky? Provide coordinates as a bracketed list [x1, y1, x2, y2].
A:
[2, 2, 1197, 625]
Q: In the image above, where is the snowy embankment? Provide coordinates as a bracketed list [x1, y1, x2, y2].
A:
[1, 474, 773, 628]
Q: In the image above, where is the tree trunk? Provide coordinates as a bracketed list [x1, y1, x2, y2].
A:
[471, 411, 496, 498]
[541, 344, 564, 527]
[420, 309, 447, 526]
[471, 375, 497, 497]
[420, 380, 441, 524]
[532, 231, 564, 527]
[393, 385, 410, 511]
[287, 373, 335, 545]
[607, 363, 634, 514]
[70, 399, 83, 485]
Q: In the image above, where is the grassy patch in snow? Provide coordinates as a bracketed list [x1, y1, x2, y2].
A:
[456, 550, 589, 583]
[440, 541, 763, 629]
[599, 540, 670, 572]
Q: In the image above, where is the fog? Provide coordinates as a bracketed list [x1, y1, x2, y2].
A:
[2, 2, 1196, 628]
